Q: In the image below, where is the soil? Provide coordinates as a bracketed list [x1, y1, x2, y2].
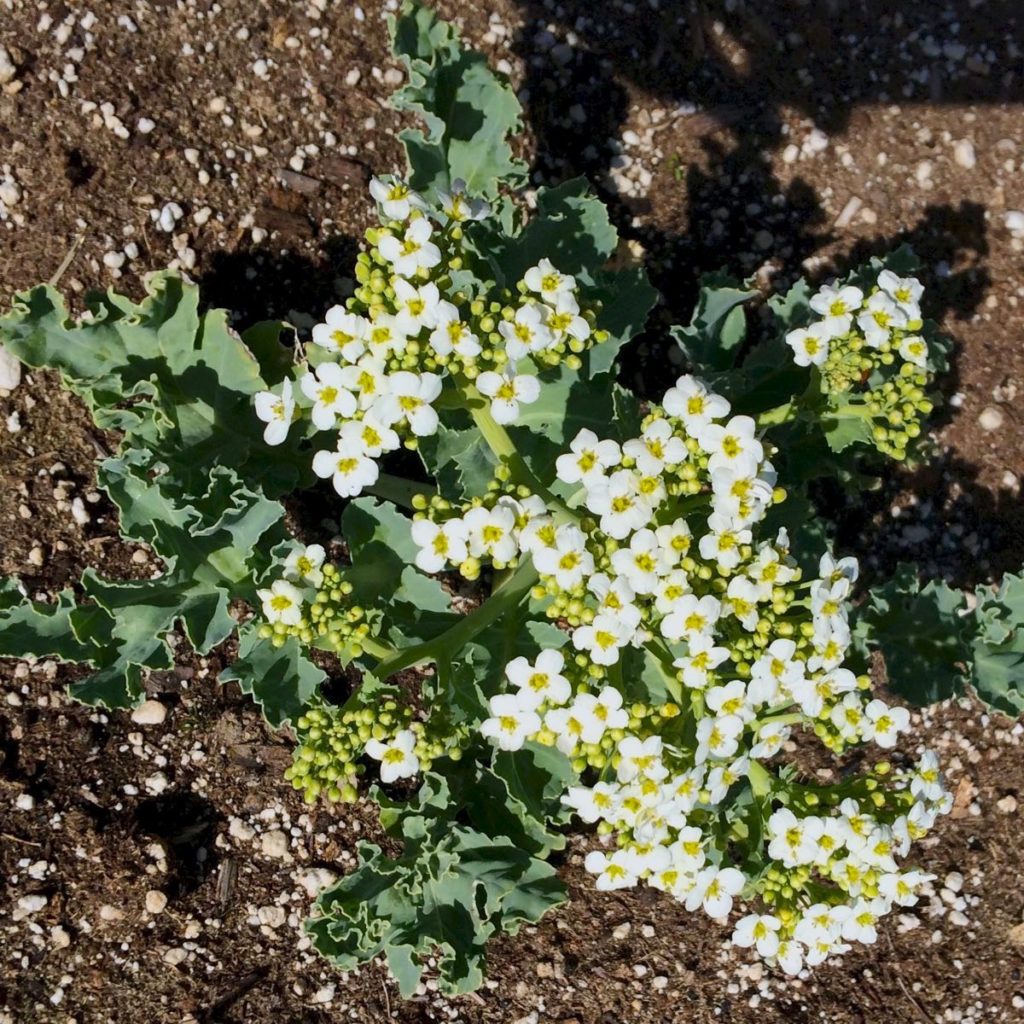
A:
[2, 2, 1024, 1022]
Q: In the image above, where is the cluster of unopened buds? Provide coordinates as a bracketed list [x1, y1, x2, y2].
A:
[785, 269, 935, 459]
[253, 175, 608, 496]
[412, 371, 950, 976]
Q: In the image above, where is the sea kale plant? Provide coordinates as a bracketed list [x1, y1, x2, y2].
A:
[1, 0, 1021, 1000]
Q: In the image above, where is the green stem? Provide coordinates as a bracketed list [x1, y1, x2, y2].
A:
[756, 402, 796, 428]
[371, 558, 539, 680]
[365, 472, 433, 510]
[360, 635, 394, 661]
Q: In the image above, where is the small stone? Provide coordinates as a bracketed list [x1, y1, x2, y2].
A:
[99, 904, 125, 922]
[13, 894, 47, 921]
[535, 962, 554, 979]
[0, 179, 21, 207]
[978, 405, 1004, 432]
[145, 890, 168, 914]
[261, 829, 291, 860]
[652, 976, 669, 990]
[311, 984, 336, 1004]
[1005, 211, 1024, 238]
[612, 922, 632, 940]
[297, 867, 337, 898]
[163, 947, 188, 966]
[997, 794, 1018, 814]
[944, 871, 964, 893]
[50, 926, 71, 949]
[229, 817, 255, 842]
[144, 772, 169, 795]
[258, 905, 286, 928]
[0, 344, 22, 391]
[137, 117, 156, 134]
[953, 138, 976, 169]
[28, 546, 45, 567]
[0, 44, 17, 85]
[131, 700, 167, 725]
[131, 548, 150, 565]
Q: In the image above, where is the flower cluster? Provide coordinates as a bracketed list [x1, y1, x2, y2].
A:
[256, 545, 368, 653]
[408, 371, 951, 974]
[253, 176, 609, 497]
[785, 269, 934, 460]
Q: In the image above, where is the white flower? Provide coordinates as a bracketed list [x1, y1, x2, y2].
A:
[749, 721, 791, 760]
[767, 808, 823, 867]
[505, 649, 572, 710]
[706, 679, 753, 722]
[584, 469, 652, 539]
[257, 579, 305, 626]
[533, 523, 594, 590]
[623, 419, 688, 476]
[544, 292, 590, 342]
[555, 428, 622, 485]
[463, 504, 519, 563]
[365, 728, 420, 782]
[684, 865, 745, 921]
[653, 569, 691, 616]
[663, 375, 730, 435]
[809, 283, 863, 337]
[723, 575, 762, 632]
[523, 258, 576, 304]
[695, 713, 744, 762]
[775, 939, 805, 975]
[311, 441, 379, 497]
[411, 518, 468, 574]
[899, 334, 928, 368]
[283, 544, 326, 588]
[437, 179, 490, 222]
[748, 638, 803, 706]
[368, 177, 425, 221]
[312, 307, 370, 362]
[337, 416, 400, 458]
[660, 593, 721, 644]
[698, 415, 764, 476]
[429, 302, 482, 359]
[562, 782, 620, 824]
[698, 512, 752, 572]
[711, 465, 774, 525]
[299, 363, 358, 430]
[339, 355, 390, 410]
[584, 848, 639, 891]
[877, 269, 923, 318]
[786, 323, 831, 366]
[909, 750, 945, 803]
[610, 528, 671, 595]
[377, 218, 442, 276]
[375, 370, 442, 436]
[364, 313, 409, 357]
[879, 869, 931, 908]
[616, 735, 666, 783]
[498, 303, 555, 360]
[255, 379, 295, 446]
[857, 290, 907, 347]
[861, 699, 910, 749]
[654, 519, 693, 565]
[732, 913, 782, 958]
[587, 573, 643, 631]
[673, 635, 730, 690]
[392, 278, 442, 335]
[571, 612, 633, 666]
[480, 694, 542, 751]
[571, 686, 630, 741]
[476, 368, 541, 424]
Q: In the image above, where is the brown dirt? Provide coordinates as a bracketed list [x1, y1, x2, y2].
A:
[2, 2, 1024, 1022]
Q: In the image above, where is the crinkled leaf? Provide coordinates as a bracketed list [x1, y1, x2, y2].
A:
[220, 623, 326, 728]
[853, 565, 970, 705]
[671, 271, 757, 373]
[388, 1, 527, 201]
[970, 573, 1024, 717]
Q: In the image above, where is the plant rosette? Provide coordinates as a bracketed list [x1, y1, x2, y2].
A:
[0, 0, 983, 1003]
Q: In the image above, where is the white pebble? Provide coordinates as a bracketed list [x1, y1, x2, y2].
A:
[16, 793, 34, 811]
[261, 829, 291, 860]
[131, 700, 167, 726]
[952, 138, 976, 169]
[13, 894, 48, 921]
[145, 890, 168, 914]
[137, 117, 156, 134]
[978, 405, 1004, 432]
[0, 344, 22, 391]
